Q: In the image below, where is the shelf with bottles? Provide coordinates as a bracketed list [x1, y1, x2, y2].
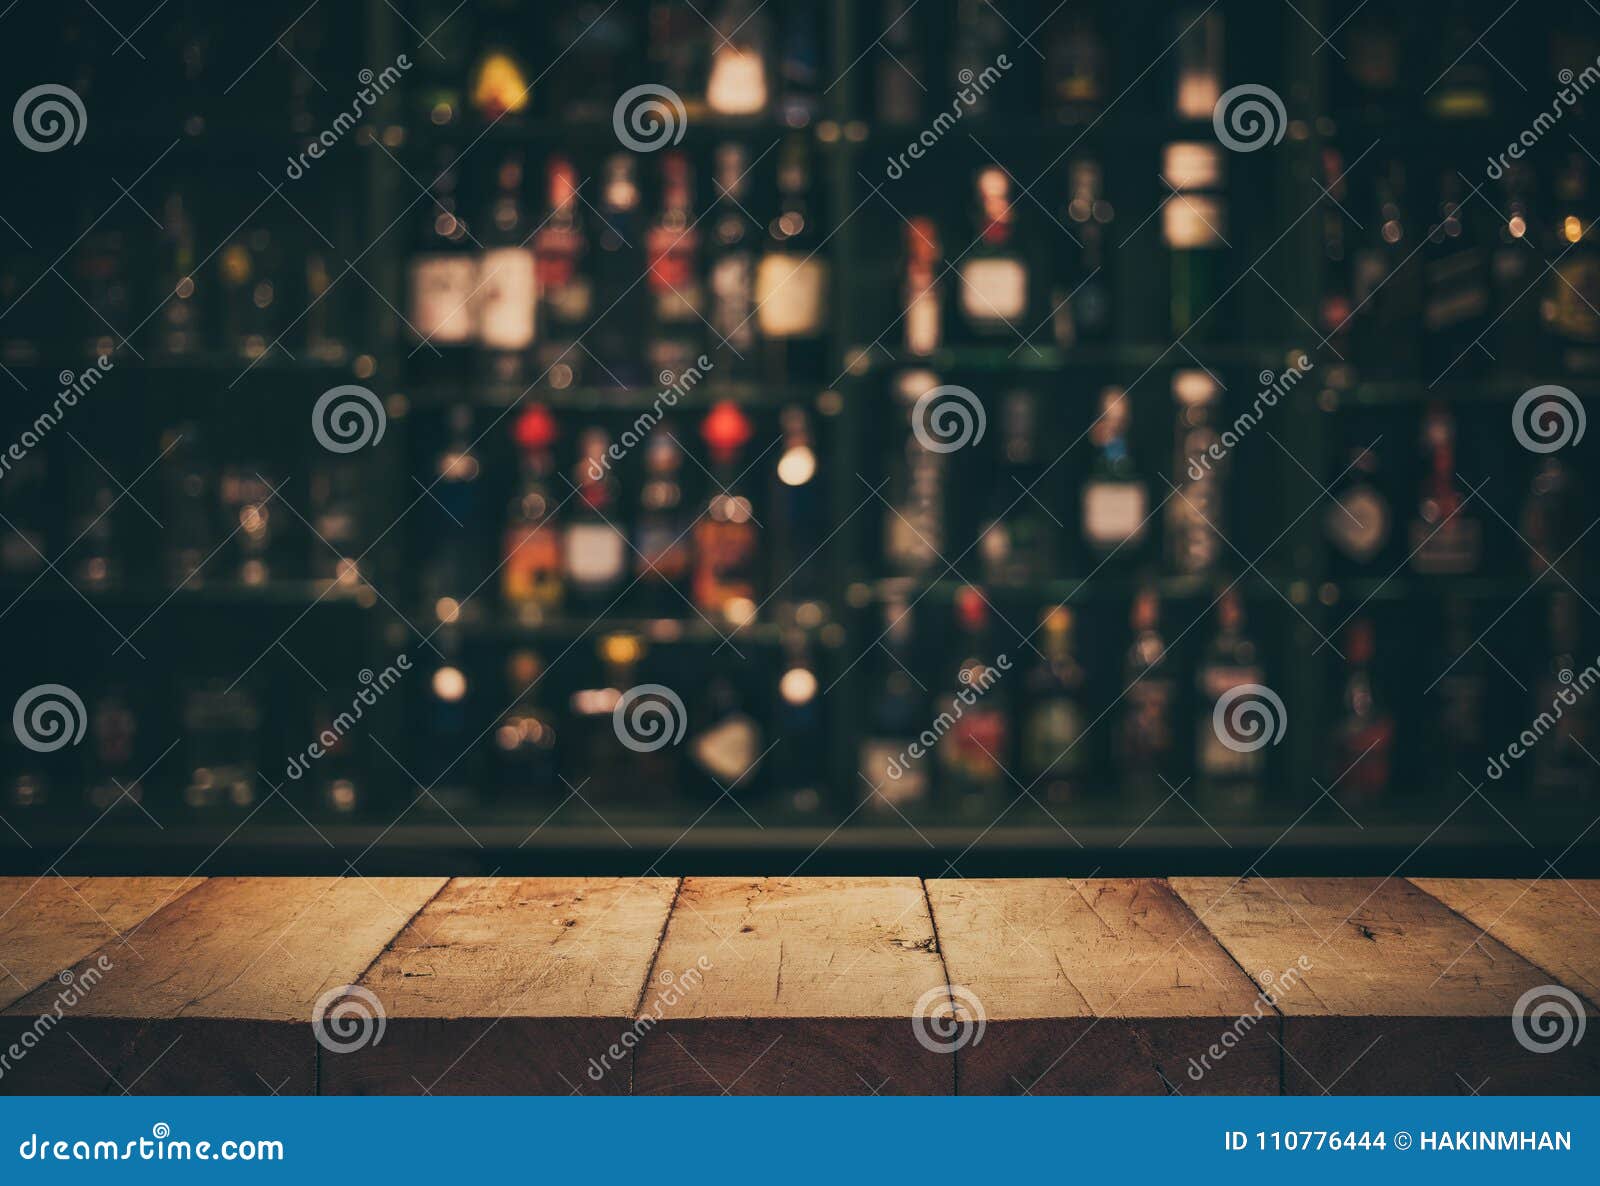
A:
[850, 343, 1301, 376]
[403, 380, 825, 411]
[1330, 380, 1600, 408]
[439, 612, 803, 647]
[851, 574, 1296, 608]
[0, 578, 376, 610]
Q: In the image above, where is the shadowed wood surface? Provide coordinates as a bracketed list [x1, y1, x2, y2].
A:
[325, 877, 679, 1095]
[2, 876, 1597, 1094]
[1409, 878, 1600, 1006]
[0, 876, 443, 1094]
[632, 876, 953, 1094]
[927, 878, 1278, 1094]
[1171, 877, 1600, 1094]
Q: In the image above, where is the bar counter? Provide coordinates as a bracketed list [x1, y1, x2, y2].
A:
[1, 877, 1596, 1095]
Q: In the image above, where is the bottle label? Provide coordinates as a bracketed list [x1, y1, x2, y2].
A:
[479, 247, 537, 348]
[564, 522, 627, 590]
[711, 254, 756, 348]
[756, 253, 826, 337]
[860, 739, 928, 807]
[1327, 486, 1389, 562]
[693, 519, 758, 611]
[502, 523, 562, 608]
[707, 47, 768, 115]
[636, 521, 691, 583]
[959, 258, 1028, 324]
[409, 254, 478, 343]
[1082, 480, 1148, 547]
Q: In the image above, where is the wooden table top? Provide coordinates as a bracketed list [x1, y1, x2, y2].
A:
[1, 876, 1596, 1095]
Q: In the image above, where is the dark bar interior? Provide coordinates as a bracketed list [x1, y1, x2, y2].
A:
[0, 0, 1596, 878]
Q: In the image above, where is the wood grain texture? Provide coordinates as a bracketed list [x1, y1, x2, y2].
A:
[632, 877, 953, 1094]
[0, 876, 443, 1095]
[1410, 878, 1600, 1005]
[0, 876, 202, 1011]
[928, 878, 1278, 1094]
[1171, 876, 1600, 1094]
[322, 877, 679, 1095]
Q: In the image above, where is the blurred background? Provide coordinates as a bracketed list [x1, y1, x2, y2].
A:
[0, 1, 1596, 875]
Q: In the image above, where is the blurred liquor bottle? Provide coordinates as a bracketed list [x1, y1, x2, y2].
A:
[1023, 606, 1090, 809]
[633, 425, 694, 617]
[646, 151, 705, 379]
[534, 156, 592, 388]
[1167, 370, 1226, 577]
[495, 650, 561, 804]
[1195, 589, 1266, 815]
[936, 587, 1010, 820]
[708, 142, 760, 379]
[756, 137, 828, 377]
[1117, 588, 1178, 804]
[1081, 386, 1149, 566]
[1328, 619, 1394, 806]
[958, 167, 1029, 344]
[1053, 161, 1114, 349]
[476, 151, 537, 390]
[501, 404, 563, 623]
[563, 428, 629, 613]
[693, 402, 760, 625]
[979, 390, 1053, 586]
[885, 370, 946, 577]
[407, 148, 475, 384]
[1409, 403, 1481, 576]
[1543, 154, 1600, 375]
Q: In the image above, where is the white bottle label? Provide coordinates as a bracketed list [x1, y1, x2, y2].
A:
[756, 253, 826, 337]
[564, 523, 626, 589]
[478, 247, 537, 349]
[1083, 480, 1148, 546]
[409, 254, 478, 344]
[959, 258, 1028, 324]
[707, 48, 769, 116]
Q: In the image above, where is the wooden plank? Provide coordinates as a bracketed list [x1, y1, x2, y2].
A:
[1410, 879, 1600, 1005]
[0, 876, 443, 1095]
[1172, 877, 1600, 1094]
[928, 878, 1278, 1094]
[632, 876, 953, 1095]
[323, 877, 678, 1095]
[0, 876, 203, 1011]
